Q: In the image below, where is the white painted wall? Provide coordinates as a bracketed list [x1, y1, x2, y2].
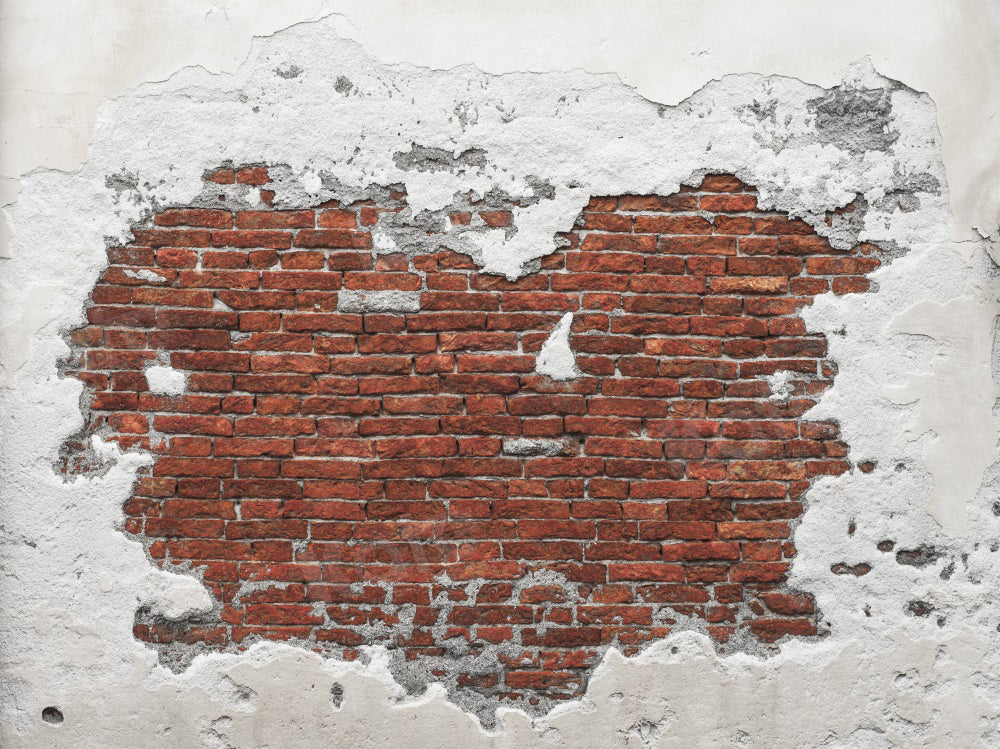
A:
[1, 3, 998, 746]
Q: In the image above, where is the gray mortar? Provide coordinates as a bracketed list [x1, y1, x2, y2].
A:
[334, 75, 354, 95]
[807, 84, 900, 155]
[376, 567, 743, 726]
[104, 169, 141, 201]
[873, 171, 942, 215]
[906, 600, 936, 617]
[393, 144, 489, 173]
[187, 179, 265, 213]
[268, 164, 556, 275]
[817, 196, 874, 252]
[274, 64, 303, 79]
[266, 165, 400, 208]
[895, 544, 944, 567]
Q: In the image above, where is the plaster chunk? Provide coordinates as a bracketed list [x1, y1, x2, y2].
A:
[337, 290, 422, 313]
[502, 438, 568, 457]
[143, 364, 186, 395]
[766, 370, 797, 401]
[122, 268, 167, 283]
[140, 570, 214, 621]
[534, 313, 580, 381]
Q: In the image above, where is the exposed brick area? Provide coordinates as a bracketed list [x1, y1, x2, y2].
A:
[62, 167, 880, 710]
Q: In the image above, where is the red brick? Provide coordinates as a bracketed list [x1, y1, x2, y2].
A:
[660, 542, 740, 561]
[236, 211, 314, 229]
[295, 230, 372, 249]
[757, 592, 815, 616]
[236, 166, 269, 186]
[608, 564, 684, 582]
[64, 175, 883, 699]
[156, 209, 232, 228]
[633, 215, 712, 234]
[748, 618, 817, 642]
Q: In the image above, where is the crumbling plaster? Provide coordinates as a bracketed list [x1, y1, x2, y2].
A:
[1, 4, 999, 747]
[2, 1, 998, 245]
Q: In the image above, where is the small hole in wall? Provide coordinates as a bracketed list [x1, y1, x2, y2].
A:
[330, 682, 344, 708]
[42, 707, 63, 725]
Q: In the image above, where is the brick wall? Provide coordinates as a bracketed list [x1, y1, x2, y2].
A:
[62, 167, 880, 709]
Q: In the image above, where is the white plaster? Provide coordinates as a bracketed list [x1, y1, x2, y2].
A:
[141, 570, 214, 621]
[123, 268, 167, 283]
[371, 227, 400, 254]
[144, 364, 187, 396]
[0, 11, 998, 748]
[880, 292, 1000, 535]
[337, 290, 422, 313]
[765, 370, 796, 402]
[535, 313, 580, 381]
[2, 1, 998, 244]
[502, 438, 567, 457]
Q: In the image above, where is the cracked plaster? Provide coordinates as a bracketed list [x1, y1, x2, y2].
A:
[1, 7, 1000, 748]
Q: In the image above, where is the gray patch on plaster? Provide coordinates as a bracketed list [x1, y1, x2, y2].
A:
[336, 290, 421, 313]
[895, 545, 943, 568]
[104, 169, 139, 196]
[534, 313, 580, 381]
[807, 84, 899, 155]
[906, 600, 936, 617]
[267, 164, 559, 279]
[329, 682, 344, 708]
[274, 64, 302, 79]
[393, 143, 488, 173]
[334, 75, 354, 95]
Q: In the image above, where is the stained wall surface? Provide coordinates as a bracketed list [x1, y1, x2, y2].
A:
[1, 3, 999, 748]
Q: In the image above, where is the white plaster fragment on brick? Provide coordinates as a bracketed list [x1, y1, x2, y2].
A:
[502, 438, 567, 456]
[766, 370, 796, 401]
[122, 268, 167, 283]
[144, 363, 186, 395]
[337, 290, 421, 313]
[535, 313, 580, 381]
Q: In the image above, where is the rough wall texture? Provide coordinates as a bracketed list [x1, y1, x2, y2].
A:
[61, 168, 883, 716]
[2, 9, 1000, 749]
